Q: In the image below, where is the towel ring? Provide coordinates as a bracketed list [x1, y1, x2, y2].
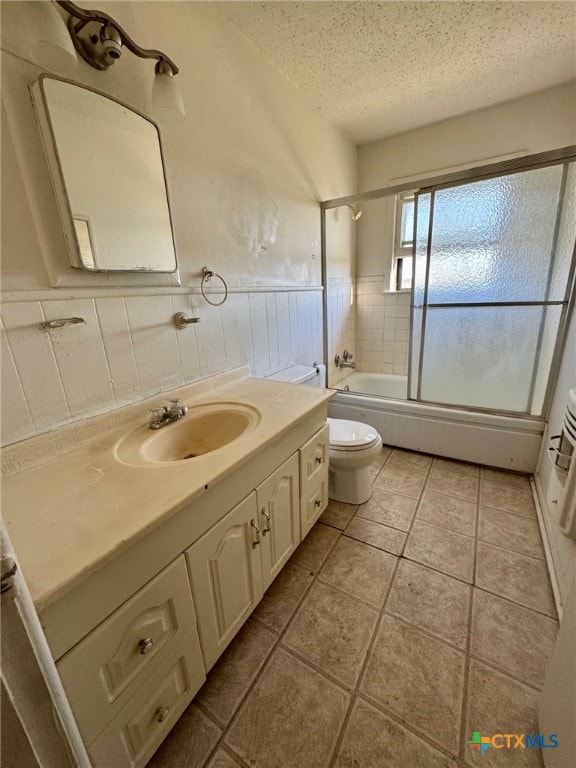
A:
[201, 267, 228, 306]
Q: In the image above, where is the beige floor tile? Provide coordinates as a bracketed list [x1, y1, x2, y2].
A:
[433, 457, 479, 477]
[196, 619, 277, 725]
[386, 448, 433, 474]
[333, 697, 455, 768]
[471, 589, 558, 688]
[289, 522, 339, 572]
[479, 480, 535, 517]
[344, 516, 407, 555]
[147, 704, 221, 768]
[404, 519, 475, 582]
[361, 615, 465, 752]
[282, 581, 378, 687]
[369, 446, 392, 477]
[475, 542, 556, 618]
[253, 563, 314, 632]
[356, 487, 418, 531]
[206, 750, 242, 768]
[427, 467, 479, 502]
[465, 661, 544, 768]
[374, 465, 427, 498]
[386, 559, 471, 648]
[225, 648, 349, 768]
[320, 536, 397, 607]
[478, 506, 544, 559]
[417, 489, 477, 536]
[320, 500, 357, 530]
[480, 467, 531, 488]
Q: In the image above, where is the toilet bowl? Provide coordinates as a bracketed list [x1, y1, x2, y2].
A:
[328, 417, 382, 504]
[267, 365, 383, 505]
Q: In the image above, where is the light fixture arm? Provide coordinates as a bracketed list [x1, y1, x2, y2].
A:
[56, 0, 179, 73]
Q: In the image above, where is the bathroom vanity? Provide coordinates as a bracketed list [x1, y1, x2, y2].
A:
[2, 368, 332, 767]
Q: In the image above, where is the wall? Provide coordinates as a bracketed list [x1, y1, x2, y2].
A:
[0, 1, 356, 446]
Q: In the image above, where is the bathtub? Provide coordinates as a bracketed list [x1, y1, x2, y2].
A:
[330, 372, 545, 472]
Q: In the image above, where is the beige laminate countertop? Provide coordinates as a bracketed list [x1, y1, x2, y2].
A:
[2, 368, 333, 612]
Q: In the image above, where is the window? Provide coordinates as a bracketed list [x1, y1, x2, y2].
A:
[393, 192, 415, 290]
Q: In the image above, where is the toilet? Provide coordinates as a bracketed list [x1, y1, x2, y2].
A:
[267, 365, 382, 504]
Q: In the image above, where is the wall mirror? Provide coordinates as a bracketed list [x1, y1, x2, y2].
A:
[32, 75, 178, 275]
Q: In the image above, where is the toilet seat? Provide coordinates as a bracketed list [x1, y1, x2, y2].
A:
[328, 418, 380, 451]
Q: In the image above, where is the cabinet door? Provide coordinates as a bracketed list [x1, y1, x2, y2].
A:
[256, 454, 300, 591]
[185, 493, 262, 670]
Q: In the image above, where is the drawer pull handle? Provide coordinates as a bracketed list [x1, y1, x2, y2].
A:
[261, 508, 271, 535]
[138, 637, 154, 655]
[155, 705, 170, 723]
[315, 457, 323, 464]
[251, 519, 261, 548]
[315, 499, 323, 508]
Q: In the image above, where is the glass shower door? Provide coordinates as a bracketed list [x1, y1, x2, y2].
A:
[409, 162, 575, 416]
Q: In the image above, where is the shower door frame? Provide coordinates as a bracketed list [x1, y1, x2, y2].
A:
[320, 144, 576, 421]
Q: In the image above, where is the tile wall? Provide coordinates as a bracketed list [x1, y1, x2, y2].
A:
[326, 279, 356, 389]
[1, 290, 323, 446]
[356, 278, 411, 376]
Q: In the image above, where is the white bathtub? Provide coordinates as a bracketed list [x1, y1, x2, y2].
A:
[330, 372, 545, 472]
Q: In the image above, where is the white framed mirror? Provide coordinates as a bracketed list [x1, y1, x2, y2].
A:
[31, 75, 179, 279]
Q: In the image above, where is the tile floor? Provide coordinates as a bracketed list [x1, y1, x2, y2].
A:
[149, 448, 559, 768]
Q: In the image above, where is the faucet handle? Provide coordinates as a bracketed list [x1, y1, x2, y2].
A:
[148, 407, 164, 427]
[343, 350, 353, 361]
[169, 399, 188, 414]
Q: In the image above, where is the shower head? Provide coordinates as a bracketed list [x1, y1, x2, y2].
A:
[347, 204, 363, 221]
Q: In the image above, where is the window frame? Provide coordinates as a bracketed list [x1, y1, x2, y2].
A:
[393, 191, 415, 291]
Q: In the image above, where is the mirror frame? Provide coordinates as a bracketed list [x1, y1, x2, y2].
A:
[30, 74, 181, 286]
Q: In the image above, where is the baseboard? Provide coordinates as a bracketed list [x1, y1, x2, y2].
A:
[532, 475, 563, 620]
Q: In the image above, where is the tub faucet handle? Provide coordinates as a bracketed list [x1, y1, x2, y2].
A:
[343, 350, 353, 361]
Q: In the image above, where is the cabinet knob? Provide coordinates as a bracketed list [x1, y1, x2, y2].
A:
[138, 637, 154, 655]
[315, 457, 323, 464]
[315, 499, 323, 508]
[155, 705, 170, 723]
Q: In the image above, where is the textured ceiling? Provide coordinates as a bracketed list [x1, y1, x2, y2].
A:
[220, 1, 576, 145]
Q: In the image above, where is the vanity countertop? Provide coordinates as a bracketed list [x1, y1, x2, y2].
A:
[2, 368, 333, 612]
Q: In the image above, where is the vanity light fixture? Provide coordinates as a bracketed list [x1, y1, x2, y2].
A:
[39, 0, 186, 125]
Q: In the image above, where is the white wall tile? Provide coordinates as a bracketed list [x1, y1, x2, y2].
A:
[265, 293, 280, 372]
[195, 302, 226, 377]
[170, 294, 201, 381]
[96, 297, 141, 403]
[41, 299, 115, 419]
[1, 325, 34, 444]
[221, 293, 253, 370]
[249, 293, 269, 376]
[125, 296, 183, 392]
[2, 302, 70, 433]
[275, 292, 291, 370]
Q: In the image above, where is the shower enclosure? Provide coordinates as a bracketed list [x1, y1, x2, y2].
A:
[322, 146, 576, 422]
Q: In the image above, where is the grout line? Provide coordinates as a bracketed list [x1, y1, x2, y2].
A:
[467, 654, 544, 693]
[457, 463, 480, 761]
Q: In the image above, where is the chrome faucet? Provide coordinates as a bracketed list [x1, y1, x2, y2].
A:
[149, 399, 188, 429]
[339, 350, 356, 369]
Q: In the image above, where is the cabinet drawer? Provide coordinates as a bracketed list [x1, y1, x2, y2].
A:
[299, 423, 329, 497]
[88, 628, 205, 768]
[57, 556, 197, 744]
[300, 476, 329, 539]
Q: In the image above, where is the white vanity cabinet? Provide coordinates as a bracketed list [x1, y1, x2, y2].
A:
[185, 493, 264, 670]
[57, 556, 205, 767]
[187, 453, 301, 670]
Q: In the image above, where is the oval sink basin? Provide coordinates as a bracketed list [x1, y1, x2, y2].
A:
[115, 402, 260, 466]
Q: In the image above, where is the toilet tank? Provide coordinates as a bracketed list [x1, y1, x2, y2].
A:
[267, 364, 326, 388]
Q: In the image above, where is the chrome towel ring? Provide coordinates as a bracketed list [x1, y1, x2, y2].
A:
[201, 267, 228, 306]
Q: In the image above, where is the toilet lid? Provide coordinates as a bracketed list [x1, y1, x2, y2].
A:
[328, 418, 380, 449]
